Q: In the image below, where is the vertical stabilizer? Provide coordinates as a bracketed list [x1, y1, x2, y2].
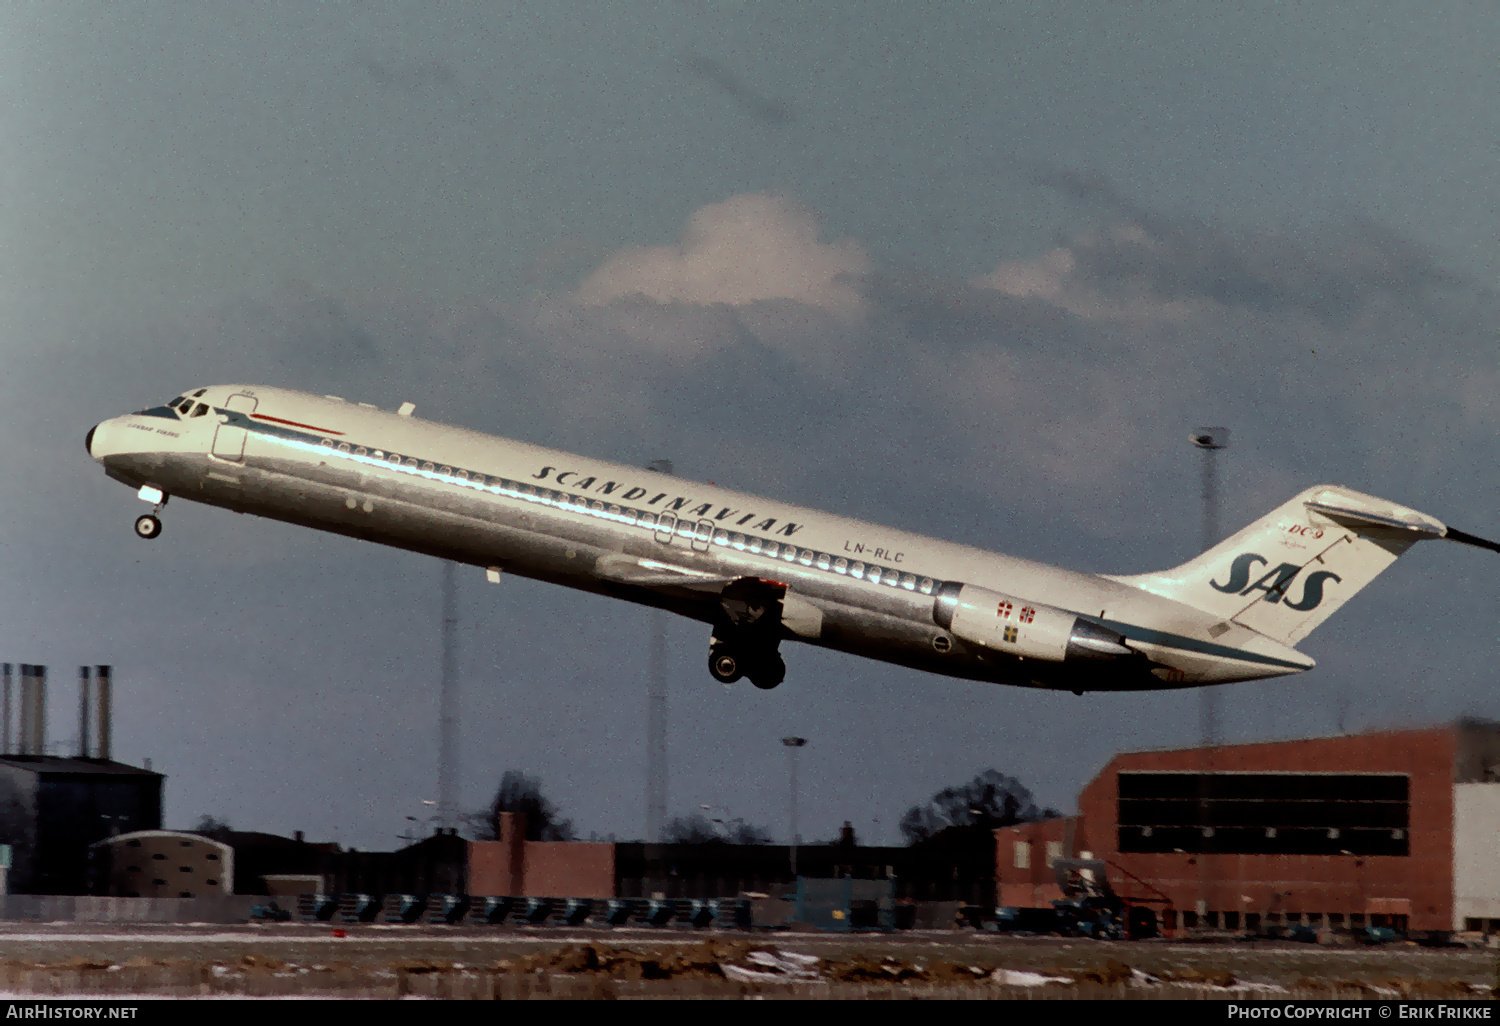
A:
[1106, 485, 1446, 646]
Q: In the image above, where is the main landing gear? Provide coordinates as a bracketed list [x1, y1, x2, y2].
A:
[708, 642, 787, 690]
[708, 576, 789, 691]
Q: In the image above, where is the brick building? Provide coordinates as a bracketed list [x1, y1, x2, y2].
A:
[996, 720, 1500, 934]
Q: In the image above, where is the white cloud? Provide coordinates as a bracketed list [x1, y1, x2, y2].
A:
[575, 193, 870, 321]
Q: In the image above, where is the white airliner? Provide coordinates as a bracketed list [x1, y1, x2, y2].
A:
[86, 385, 1497, 693]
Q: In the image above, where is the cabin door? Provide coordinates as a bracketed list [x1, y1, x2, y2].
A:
[211, 394, 257, 461]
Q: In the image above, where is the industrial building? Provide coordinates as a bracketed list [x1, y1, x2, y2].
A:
[995, 719, 1500, 935]
[0, 665, 168, 895]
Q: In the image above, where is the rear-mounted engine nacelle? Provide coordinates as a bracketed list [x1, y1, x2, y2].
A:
[932, 583, 1133, 662]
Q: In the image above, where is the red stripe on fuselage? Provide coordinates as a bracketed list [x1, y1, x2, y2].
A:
[251, 413, 345, 436]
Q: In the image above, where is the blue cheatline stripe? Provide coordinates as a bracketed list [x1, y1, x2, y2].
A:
[1099, 619, 1309, 670]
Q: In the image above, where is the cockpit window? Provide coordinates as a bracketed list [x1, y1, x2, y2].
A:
[190, 404, 209, 417]
[192, 389, 207, 397]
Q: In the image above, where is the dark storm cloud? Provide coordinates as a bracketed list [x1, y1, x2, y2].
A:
[1033, 165, 1465, 327]
[683, 56, 794, 126]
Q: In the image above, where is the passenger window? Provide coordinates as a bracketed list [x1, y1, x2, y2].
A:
[591, 500, 605, 512]
[761, 541, 777, 558]
[797, 549, 814, 566]
[714, 529, 729, 545]
[919, 577, 934, 595]
[815, 553, 831, 570]
[640, 512, 657, 528]
[676, 519, 694, 537]
[900, 573, 916, 590]
[338, 442, 350, 453]
[388, 454, 401, 464]
[440, 466, 452, 476]
[405, 458, 418, 468]
[849, 562, 865, 579]
[781, 546, 796, 562]
[421, 462, 434, 472]
[355, 447, 368, 456]
[457, 470, 468, 481]
[834, 557, 848, 573]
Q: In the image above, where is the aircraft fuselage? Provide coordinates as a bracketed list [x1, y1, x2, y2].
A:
[86, 385, 1319, 692]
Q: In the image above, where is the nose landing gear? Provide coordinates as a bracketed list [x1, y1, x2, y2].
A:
[134, 485, 168, 540]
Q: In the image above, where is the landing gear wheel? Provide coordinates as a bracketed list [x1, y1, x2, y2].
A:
[134, 514, 162, 540]
[748, 653, 786, 691]
[709, 647, 743, 684]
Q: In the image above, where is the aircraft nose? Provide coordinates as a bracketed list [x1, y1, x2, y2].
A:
[86, 424, 98, 459]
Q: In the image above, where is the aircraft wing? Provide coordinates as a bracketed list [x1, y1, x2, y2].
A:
[592, 553, 742, 591]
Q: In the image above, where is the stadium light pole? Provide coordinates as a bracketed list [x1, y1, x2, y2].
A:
[1190, 427, 1228, 932]
[781, 737, 807, 878]
[645, 458, 673, 843]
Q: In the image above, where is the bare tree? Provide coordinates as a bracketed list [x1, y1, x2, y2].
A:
[191, 814, 232, 837]
[899, 770, 1057, 846]
[468, 770, 574, 841]
[665, 812, 773, 845]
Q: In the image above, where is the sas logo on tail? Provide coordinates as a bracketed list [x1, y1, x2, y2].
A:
[1210, 554, 1341, 611]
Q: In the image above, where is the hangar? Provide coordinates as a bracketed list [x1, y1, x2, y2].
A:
[995, 719, 1500, 935]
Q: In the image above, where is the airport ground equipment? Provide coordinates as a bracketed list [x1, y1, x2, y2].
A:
[983, 859, 1170, 939]
[296, 893, 339, 922]
[791, 877, 899, 932]
[338, 893, 380, 923]
[381, 893, 427, 924]
[468, 895, 515, 924]
[276, 892, 810, 930]
[426, 893, 470, 924]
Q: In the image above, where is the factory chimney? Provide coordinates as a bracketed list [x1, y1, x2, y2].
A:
[94, 666, 112, 761]
[78, 666, 91, 759]
[18, 665, 46, 756]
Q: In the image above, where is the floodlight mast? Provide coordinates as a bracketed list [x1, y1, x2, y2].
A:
[1190, 426, 1228, 933]
[781, 736, 807, 877]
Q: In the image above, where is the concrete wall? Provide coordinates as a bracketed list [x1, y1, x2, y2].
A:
[0, 895, 261, 923]
[1452, 782, 1500, 929]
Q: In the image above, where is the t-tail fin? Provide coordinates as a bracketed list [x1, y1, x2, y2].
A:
[1106, 485, 1474, 646]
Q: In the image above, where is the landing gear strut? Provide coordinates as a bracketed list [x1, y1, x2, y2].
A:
[708, 577, 790, 691]
[134, 485, 168, 540]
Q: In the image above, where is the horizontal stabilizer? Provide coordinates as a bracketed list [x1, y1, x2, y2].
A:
[1444, 527, 1500, 554]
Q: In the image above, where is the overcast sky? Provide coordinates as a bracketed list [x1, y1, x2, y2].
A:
[2, 2, 1495, 850]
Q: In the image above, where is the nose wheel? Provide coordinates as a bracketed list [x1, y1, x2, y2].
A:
[134, 514, 162, 539]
